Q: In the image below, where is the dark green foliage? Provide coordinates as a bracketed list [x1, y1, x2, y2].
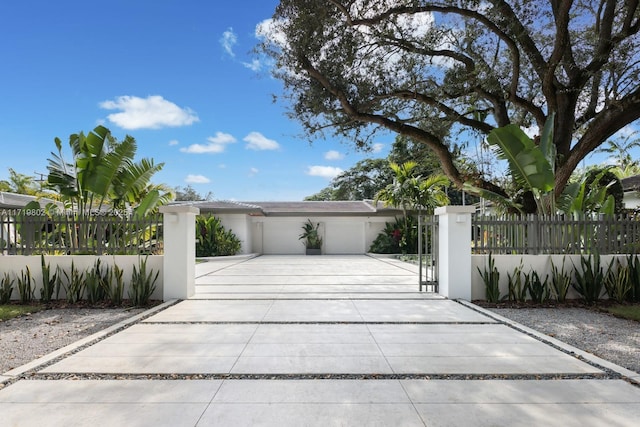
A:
[526, 270, 550, 303]
[478, 253, 501, 303]
[54, 265, 64, 300]
[106, 264, 125, 305]
[195, 215, 242, 257]
[40, 254, 57, 303]
[506, 261, 527, 302]
[63, 260, 85, 304]
[369, 217, 418, 254]
[86, 259, 107, 305]
[627, 254, 640, 302]
[0, 272, 14, 304]
[17, 266, 34, 304]
[129, 256, 158, 306]
[584, 168, 624, 214]
[603, 258, 632, 304]
[572, 254, 605, 304]
[549, 258, 572, 302]
[299, 219, 323, 250]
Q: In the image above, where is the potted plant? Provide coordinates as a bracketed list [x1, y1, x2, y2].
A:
[299, 219, 322, 255]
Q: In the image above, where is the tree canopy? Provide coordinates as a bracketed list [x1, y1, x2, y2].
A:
[262, 0, 640, 212]
[0, 168, 41, 195]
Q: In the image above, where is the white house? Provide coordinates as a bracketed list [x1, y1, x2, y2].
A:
[621, 175, 640, 210]
[184, 200, 404, 255]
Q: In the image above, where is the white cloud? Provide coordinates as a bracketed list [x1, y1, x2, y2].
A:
[372, 143, 384, 153]
[256, 18, 286, 46]
[244, 131, 280, 150]
[99, 95, 199, 130]
[243, 59, 262, 71]
[248, 167, 259, 177]
[208, 132, 237, 145]
[306, 165, 344, 179]
[168, 139, 179, 146]
[324, 150, 344, 160]
[180, 132, 237, 154]
[185, 174, 211, 184]
[220, 28, 237, 57]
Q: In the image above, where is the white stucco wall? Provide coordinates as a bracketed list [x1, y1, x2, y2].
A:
[471, 254, 627, 300]
[325, 221, 365, 254]
[0, 255, 163, 301]
[219, 215, 396, 255]
[215, 214, 252, 254]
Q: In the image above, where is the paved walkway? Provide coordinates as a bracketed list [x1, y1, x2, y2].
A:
[1, 255, 639, 426]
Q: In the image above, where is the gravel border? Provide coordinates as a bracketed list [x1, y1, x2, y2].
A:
[484, 306, 640, 375]
[0, 306, 150, 374]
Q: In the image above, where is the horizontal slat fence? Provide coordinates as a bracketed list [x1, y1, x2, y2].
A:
[0, 209, 163, 255]
[472, 214, 640, 255]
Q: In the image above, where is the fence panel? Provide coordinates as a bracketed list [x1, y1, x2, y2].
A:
[0, 209, 163, 255]
[472, 214, 640, 255]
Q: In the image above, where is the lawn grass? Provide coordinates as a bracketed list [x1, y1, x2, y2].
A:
[0, 305, 45, 321]
[604, 305, 640, 322]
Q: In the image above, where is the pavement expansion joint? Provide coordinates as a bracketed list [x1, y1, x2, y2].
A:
[189, 297, 442, 301]
[141, 321, 499, 325]
[25, 372, 616, 381]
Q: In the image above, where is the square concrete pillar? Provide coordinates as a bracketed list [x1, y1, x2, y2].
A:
[435, 206, 475, 300]
[159, 205, 199, 300]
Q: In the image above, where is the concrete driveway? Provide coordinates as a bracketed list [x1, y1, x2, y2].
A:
[1, 255, 639, 426]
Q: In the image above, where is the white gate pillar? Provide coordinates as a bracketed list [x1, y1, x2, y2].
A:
[159, 205, 199, 300]
[435, 206, 475, 300]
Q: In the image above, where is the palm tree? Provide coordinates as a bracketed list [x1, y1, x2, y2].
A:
[375, 161, 450, 214]
[596, 132, 640, 171]
[375, 161, 450, 251]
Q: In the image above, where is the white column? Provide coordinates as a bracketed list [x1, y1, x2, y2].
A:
[159, 205, 199, 300]
[435, 206, 475, 300]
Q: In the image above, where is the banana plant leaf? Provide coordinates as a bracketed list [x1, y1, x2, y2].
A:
[487, 124, 554, 193]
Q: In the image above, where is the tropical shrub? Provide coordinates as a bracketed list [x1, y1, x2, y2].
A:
[506, 261, 527, 302]
[572, 254, 605, 304]
[627, 254, 640, 302]
[40, 254, 57, 303]
[63, 260, 85, 304]
[106, 264, 125, 306]
[549, 258, 572, 302]
[603, 258, 632, 304]
[478, 253, 501, 303]
[0, 273, 14, 304]
[85, 259, 107, 305]
[299, 219, 323, 250]
[526, 270, 550, 303]
[129, 256, 159, 306]
[17, 266, 34, 304]
[195, 215, 241, 257]
[369, 216, 418, 254]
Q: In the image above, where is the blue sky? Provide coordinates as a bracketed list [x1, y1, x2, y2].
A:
[0, 0, 389, 201]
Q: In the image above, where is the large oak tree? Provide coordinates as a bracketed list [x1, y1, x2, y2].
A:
[261, 0, 640, 212]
